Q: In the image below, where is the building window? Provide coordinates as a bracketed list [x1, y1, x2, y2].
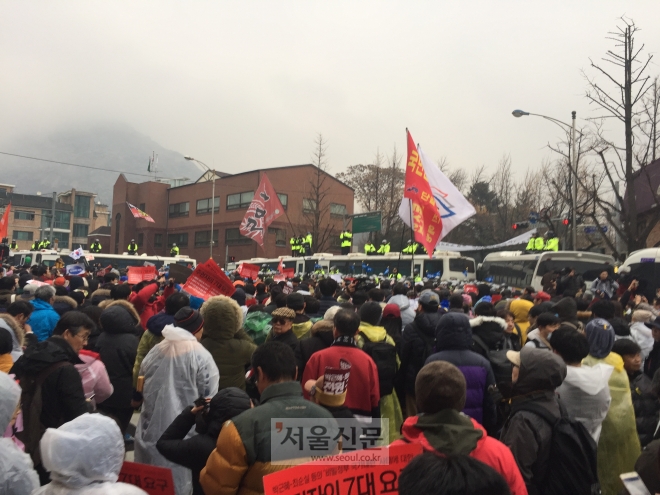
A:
[277, 193, 288, 210]
[168, 202, 189, 218]
[137, 233, 144, 247]
[72, 224, 89, 238]
[74, 195, 91, 218]
[13, 231, 33, 241]
[225, 228, 250, 245]
[303, 198, 317, 213]
[154, 234, 163, 248]
[42, 210, 71, 230]
[195, 230, 219, 248]
[167, 233, 188, 247]
[56, 232, 70, 250]
[330, 203, 347, 218]
[14, 210, 35, 221]
[268, 227, 287, 247]
[226, 191, 254, 210]
[196, 197, 220, 215]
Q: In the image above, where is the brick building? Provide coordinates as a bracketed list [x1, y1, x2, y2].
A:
[111, 164, 354, 264]
[0, 185, 108, 251]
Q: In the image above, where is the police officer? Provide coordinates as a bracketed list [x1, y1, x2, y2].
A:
[534, 234, 545, 251]
[329, 266, 340, 275]
[543, 231, 559, 251]
[290, 236, 298, 257]
[364, 241, 376, 256]
[303, 232, 313, 256]
[525, 234, 538, 252]
[170, 243, 180, 256]
[340, 230, 352, 255]
[127, 239, 138, 255]
[388, 267, 402, 280]
[377, 239, 391, 255]
[402, 240, 419, 254]
[413, 269, 422, 283]
[9, 239, 18, 250]
[41, 238, 51, 249]
[31, 239, 41, 250]
[90, 238, 102, 253]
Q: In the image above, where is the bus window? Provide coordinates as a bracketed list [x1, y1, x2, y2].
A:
[449, 258, 475, 274]
[624, 262, 658, 298]
[480, 260, 537, 287]
[536, 260, 613, 284]
[423, 260, 444, 278]
[36, 254, 42, 264]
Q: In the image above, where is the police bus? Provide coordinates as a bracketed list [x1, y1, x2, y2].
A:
[618, 248, 660, 293]
[228, 251, 477, 281]
[8, 250, 197, 270]
[477, 250, 616, 291]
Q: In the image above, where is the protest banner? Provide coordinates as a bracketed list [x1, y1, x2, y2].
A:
[118, 461, 175, 495]
[263, 443, 422, 495]
[168, 263, 193, 284]
[182, 258, 235, 299]
[65, 263, 86, 276]
[238, 262, 260, 280]
[127, 265, 158, 284]
[273, 274, 286, 283]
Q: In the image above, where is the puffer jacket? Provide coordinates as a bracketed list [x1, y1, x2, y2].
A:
[400, 310, 441, 395]
[201, 296, 257, 391]
[470, 316, 507, 356]
[291, 313, 312, 339]
[317, 296, 339, 317]
[427, 312, 497, 432]
[629, 370, 660, 447]
[95, 304, 141, 409]
[132, 312, 172, 387]
[391, 410, 527, 495]
[52, 295, 78, 316]
[388, 294, 416, 328]
[75, 349, 114, 404]
[295, 320, 334, 379]
[500, 347, 567, 495]
[28, 298, 60, 342]
[200, 382, 334, 495]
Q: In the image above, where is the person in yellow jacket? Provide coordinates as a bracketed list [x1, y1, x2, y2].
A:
[543, 231, 559, 251]
[303, 232, 313, 256]
[356, 301, 403, 442]
[339, 230, 352, 255]
[377, 239, 391, 255]
[364, 242, 376, 255]
[509, 298, 534, 344]
[289, 236, 298, 257]
[170, 243, 180, 256]
[525, 234, 538, 252]
[402, 240, 419, 254]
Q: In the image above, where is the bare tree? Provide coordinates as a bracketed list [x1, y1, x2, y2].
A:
[302, 134, 334, 252]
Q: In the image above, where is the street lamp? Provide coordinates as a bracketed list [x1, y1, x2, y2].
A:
[512, 109, 580, 251]
[185, 156, 216, 260]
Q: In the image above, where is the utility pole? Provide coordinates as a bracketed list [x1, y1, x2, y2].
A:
[50, 192, 56, 245]
[571, 111, 578, 250]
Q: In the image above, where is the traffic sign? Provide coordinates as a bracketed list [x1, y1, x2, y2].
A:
[351, 212, 382, 234]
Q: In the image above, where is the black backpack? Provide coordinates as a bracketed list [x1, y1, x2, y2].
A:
[472, 335, 513, 398]
[359, 331, 398, 397]
[511, 401, 600, 495]
[414, 325, 436, 364]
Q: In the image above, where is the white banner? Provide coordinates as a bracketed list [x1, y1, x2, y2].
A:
[399, 145, 476, 241]
[435, 229, 538, 252]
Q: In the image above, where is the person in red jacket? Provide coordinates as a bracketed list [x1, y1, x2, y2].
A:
[129, 279, 177, 329]
[391, 361, 527, 495]
[302, 309, 380, 419]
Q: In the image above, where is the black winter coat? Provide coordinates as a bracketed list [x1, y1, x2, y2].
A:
[645, 341, 660, 380]
[317, 296, 339, 317]
[629, 370, 660, 447]
[295, 323, 334, 379]
[94, 305, 140, 408]
[469, 316, 507, 357]
[400, 311, 441, 395]
[10, 337, 88, 429]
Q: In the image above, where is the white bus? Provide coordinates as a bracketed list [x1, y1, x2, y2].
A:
[619, 248, 660, 293]
[477, 250, 616, 291]
[228, 251, 477, 281]
[8, 250, 197, 270]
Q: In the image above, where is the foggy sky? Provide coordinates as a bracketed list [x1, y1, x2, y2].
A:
[2, 1, 660, 182]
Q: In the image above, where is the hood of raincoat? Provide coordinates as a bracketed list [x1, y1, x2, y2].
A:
[200, 295, 243, 340]
[0, 371, 20, 431]
[388, 294, 411, 312]
[146, 312, 175, 337]
[552, 297, 578, 321]
[562, 363, 614, 396]
[100, 305, 139, 335]
[514, 346, 567, 395]
[40, 413, 125, 488]
[436, 312, 472, 350]
[200, 387, 252, 439]
[509, 298, 534, 324]
[0, 314, 24, 359]
[358, 321, 388, 341]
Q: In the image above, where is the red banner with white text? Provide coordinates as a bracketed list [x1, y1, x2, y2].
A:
[239, 173, 285, 247]
[182, 258, 235, 299]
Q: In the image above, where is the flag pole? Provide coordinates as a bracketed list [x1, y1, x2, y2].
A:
[410, 198, 416, 278]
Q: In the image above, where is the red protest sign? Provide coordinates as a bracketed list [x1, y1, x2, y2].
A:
[263, 443, 423, 495]
[127, 266, 158, 284]
[182, 258, 235, 299]
[118, 461, 175, 495]
[238, 262, 260, 280]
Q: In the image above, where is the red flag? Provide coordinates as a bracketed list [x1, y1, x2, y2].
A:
[239, 173, 285, 247]
[404, 129, 443, 255]
[0, 203, 10, 240]
[277, 257, 284, 274]
[127, 202, 155, 223]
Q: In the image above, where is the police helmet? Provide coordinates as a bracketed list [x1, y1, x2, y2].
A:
[381, 239, 387, 244]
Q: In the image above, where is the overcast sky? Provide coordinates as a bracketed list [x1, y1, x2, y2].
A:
[2, 1, 660, 182]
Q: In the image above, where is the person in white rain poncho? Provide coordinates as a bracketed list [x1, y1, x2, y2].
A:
[0, 371, 40, 495]
[33, 413, 146, 495]
[134, 307, 220, 495]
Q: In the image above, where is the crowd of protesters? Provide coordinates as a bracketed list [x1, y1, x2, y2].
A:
[0, 258, 659, 494]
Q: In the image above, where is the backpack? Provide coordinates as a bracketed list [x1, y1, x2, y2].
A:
[511, 401, 600, 495]
[359, 331, 398, 397]
[472, 335, 513, 398]
[16, 361, 70, 466]
[413, 324, 436, 364]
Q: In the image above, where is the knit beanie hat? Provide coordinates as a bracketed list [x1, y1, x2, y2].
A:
[174, 307, 204, 335]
